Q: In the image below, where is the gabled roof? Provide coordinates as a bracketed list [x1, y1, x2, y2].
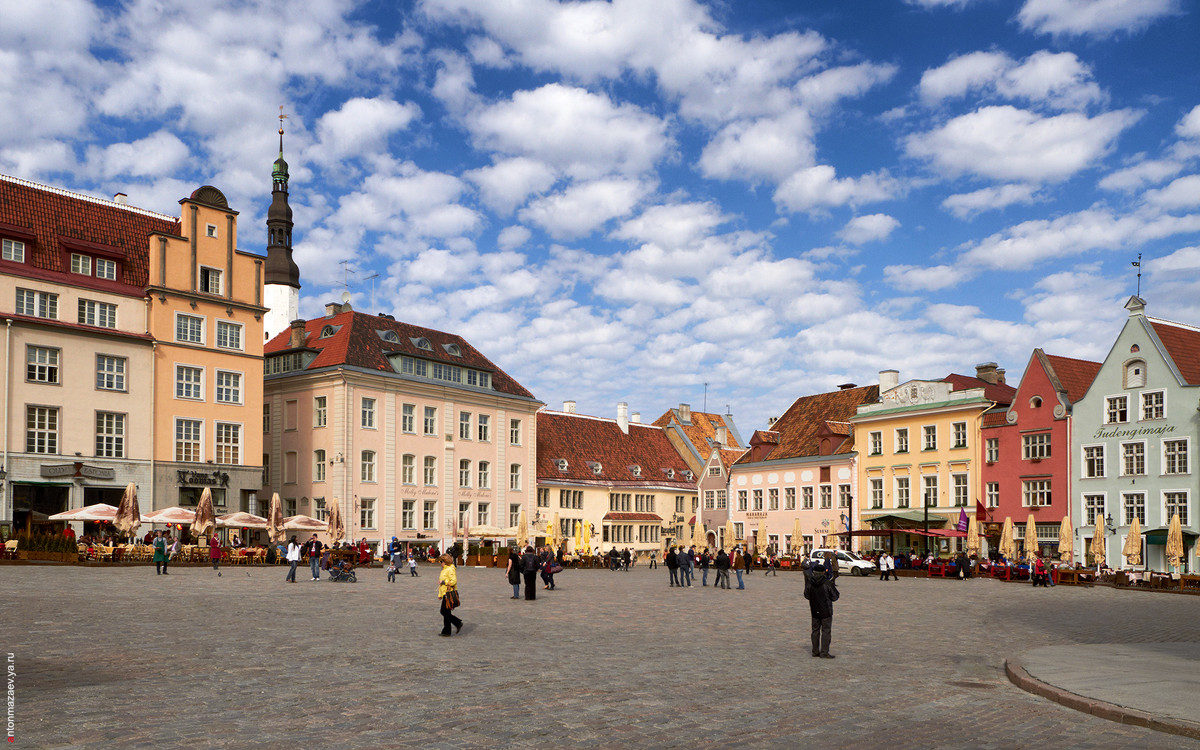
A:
[736, 385, 879, 465]
[537, 410, 694, 488]
[263, 308, 536, 399]
[941, 374, 1017, 406]
[1043, 353, 1102, 403]
[652, 408, 745, 452]
[1149, 318, 1200, 386]
[0, 174, 178, 291]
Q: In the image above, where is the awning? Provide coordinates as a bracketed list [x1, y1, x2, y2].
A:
[829, 528, 967, 539]
[1143, 527, 1200, 545]
[860, 510, 950, 528]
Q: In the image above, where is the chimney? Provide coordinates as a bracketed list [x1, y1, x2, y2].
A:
[837, 383, 857, 391]
[975, 362, 1002, 385]
[879, 369, 899, 393]
[288, 319, 307, 348]
[631, 412, 641, 423]
[113, 193, 128, 205]
[679, 403, 692, 425]
[617, 402, 629, 434]
[716, 425, 727, 446]
[325, 302, 343, 317]
[767, 416, 778, 428]
[563, 400, 576, 414]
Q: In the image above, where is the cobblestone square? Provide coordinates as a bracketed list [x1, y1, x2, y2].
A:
[4, 563, 1200, 749]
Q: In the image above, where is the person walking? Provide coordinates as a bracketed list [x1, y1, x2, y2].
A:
[732, 548, 746, 589]
[285, 535, 301, 583]
[437, 553, 463, 636]
[699, 548, 711, 586]
[153, 531, 168, 575]
[622, 547, 631, 572]
[765, 551, 778, 576]
[715, 548, 731, 588]
[521, 545, 540, 600]
[804, 561, 838, 658]
[306, 534, 324, 581]
[665, 546, 680, 586]
[678, 545, 694, 587]
[506, 546, 522, 599]
[878, 552, 892, 581]
[408, 552, 419, 577]
[648, 550, 658, 569]
[209, 532, 223, 575]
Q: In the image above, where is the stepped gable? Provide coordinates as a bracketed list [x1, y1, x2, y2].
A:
[0, 174, 178, 289]
[652, 409, 744, 450]
[263, 309, 535, 399]
[536, 411, 693, 487]
[1043, 354, 1102, 403]
[762, 384, 880, 461]
[942, 373, 1016, 406]
[1149, 318, 1200, 386]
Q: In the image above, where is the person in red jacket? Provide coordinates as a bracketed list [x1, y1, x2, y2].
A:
[209, 533, 222, 575]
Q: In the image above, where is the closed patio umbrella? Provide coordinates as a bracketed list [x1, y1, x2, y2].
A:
[516, 508, 529, 549]
[725, 519, 737, 551]
[791, 518, 803, 555]
[1166, 513, 1185, 572]
[550, 512, 562, 550]
[755, 524, 766, 557]
[1091, 520, 1107, 568]
[580, 518, 591, 555]
[999, 517, 1016, 561]
[573, 521, 582, 555]
[966, 517, 980, 557]
[193, 487, 216, 541]
[1022, 514, 1037, 560]
[691, 514, 706, 551]
[1058, 515, 1074, 564]
[267, 493, 285, 544]
[1122, 517, 1142, 567]
[326, 496, 345, 544]
[114, 483, 141, 540]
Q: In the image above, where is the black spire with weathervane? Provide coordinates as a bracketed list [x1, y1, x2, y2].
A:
[265, 107, 300, 289]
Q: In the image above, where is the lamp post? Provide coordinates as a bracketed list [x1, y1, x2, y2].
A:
[1101, 512, 1116, 571]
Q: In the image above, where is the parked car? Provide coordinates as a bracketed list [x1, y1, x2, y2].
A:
[808, 549, 877, 576]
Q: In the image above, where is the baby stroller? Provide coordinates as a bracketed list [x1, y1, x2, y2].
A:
[327, 560, 357, 583]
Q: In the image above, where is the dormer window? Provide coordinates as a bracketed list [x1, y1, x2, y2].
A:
[70, 253, 92, 275]
[2, 239, 25, 262]
[664, 468, 675, 479]
[588, 461, 602, 475]
[555, 458, 568, 472]
[95, 258, 117, 280]
[684, 470, 694, 481]
[320, 325, 337, 338]
[382, 330, 400, 344]
[1124, 360, 1146, 389]
[630, 465, 642, 477]
[412, 337, 433, 351]
[443, 343, 462, 356]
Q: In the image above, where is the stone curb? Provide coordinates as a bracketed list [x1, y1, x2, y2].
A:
[1004, 656, 1200, 741]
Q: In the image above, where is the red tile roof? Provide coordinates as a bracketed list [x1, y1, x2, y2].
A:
[0, 174, 178, 291]
[652, 409, 744, 451]
[941, 374, 1017, 406]
[537, 411, 695, 488]
[736, 385, 879, 465]
[1043, 353, 1102, 403]
[263, 309, 536, 399]
[1150, 319, 1200, 386]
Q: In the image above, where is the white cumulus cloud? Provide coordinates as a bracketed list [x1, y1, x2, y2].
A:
[838, 214, 900, 245]
[1016, 0, 1179, 37]
[774, 165, 898, 214]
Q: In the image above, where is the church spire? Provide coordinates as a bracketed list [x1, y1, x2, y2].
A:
[265, 106, 299, 290]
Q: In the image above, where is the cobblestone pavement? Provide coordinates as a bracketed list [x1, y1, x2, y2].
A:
[4, 563, 1200, 749]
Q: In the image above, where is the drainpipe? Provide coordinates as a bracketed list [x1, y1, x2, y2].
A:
[3, 319, 11, 519]
[150, 339, 157, 512]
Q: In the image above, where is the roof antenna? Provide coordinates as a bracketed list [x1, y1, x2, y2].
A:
[1132, 253, 1142, 297]
[703, 382, 708, 413]
[278, 106, 287, 155]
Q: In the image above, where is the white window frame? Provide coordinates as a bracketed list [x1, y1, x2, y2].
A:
[478, 414, 491, 442]
[1105, 394, 1129, 424]
[1120, 440, 1146, 477]
[401, 403, 415, 433]
[214, 422, 241, 465]
[401, 454, 415, 485]
[509, 463, 521, 491]
[175, 312, 205, 344]
[95, 411, 125, 458]
[478, 461, 490, 489]
[214, 369, 242, 405]
[459, 411, 472, 440]
[869, 431, 882, 456]
[423, 406, 437, 436]
[1162, 490, 1189, 526]
[26, 345, 60, 384]
[96, 354, 127, 392]
[952, 473, 968, 507]
[70, 253, 92, 275]
[1122, 491, 1146, 526]
[1082, 444, 1106, 478]
[459, 459, 472, 488]
[986, 482, 1000, 508]
[361, 450, 377, 483]
[985, 437, 999, 463]
[895, 477, 910, 508]
[26, 405, 59, 454]
[1083, 493, 1106, 526]
[952, 421, 967, 449]
[361, 397, 376, 429]
[78, 299, 117, 329]
[16, 288, 58, 319]
[922, 475, 938, 508]
[1163, 438, 1189, 475]
[895, 428, 909, 453]
[424, 456, 437, 486]
[510, 418, 522, 445]
[95, 258, 117, 280]
[1022, 432, 1051, 460]
[314, 396, 327, 428]
[2, 238, 25, 262]
[199, 265, 223, 295]
[360, 498, 376, 530]
[175, 417, 203, 462]
[216, 320, 243, 351]
[314, 450, 326, 483]
[922, 425, 937, 451]
[1141, 390, 1165, 420]
[869, 478, 883, 509]
[175, 364, 204, 401]
[1022, 479, 1052, 507]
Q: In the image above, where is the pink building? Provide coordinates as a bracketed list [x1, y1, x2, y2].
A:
[262, 301, 542, 551]
[728, 385, 879, 554]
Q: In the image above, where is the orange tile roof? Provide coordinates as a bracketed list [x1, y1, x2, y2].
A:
[0, 174, 178, 293]
[1150, 319, 1200, 385]
[1043, 353, 1102, 403]
[263, 309, 536, 399]
[736, 385, 879, 464]
[652, 409, 744, 451]
[537, 411, 694, 487]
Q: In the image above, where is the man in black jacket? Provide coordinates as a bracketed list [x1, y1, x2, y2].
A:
[665, 546, 679, 586]
[714, 548, 731, 589]
[804, 561, 838, 658]
[521, 545, 540, 600]
[305, 535, 324, 581]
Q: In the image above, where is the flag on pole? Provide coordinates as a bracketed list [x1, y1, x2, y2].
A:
[957, 508, 969, 532]
[975, 499, 988, 524]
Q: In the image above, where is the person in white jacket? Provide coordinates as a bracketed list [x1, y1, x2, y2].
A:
[285, 535, 301, 583]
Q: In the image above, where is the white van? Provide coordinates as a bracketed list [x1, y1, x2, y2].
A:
[808, 549, 877, 576]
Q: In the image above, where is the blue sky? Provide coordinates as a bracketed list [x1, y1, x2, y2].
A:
[3, 0, 1200, 433]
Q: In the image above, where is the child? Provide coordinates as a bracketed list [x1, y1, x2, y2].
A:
[387, 559, 398, 582]
[408, 554, 419, 577]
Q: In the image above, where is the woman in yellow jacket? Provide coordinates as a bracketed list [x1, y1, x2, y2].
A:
[437, 553, 463, 636]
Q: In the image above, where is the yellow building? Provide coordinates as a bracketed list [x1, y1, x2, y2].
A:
[850, 366, 1013, 557]
[146, 186, 266, 513]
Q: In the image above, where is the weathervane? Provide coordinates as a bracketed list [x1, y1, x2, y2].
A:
[1132, 253, 1142, 297]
